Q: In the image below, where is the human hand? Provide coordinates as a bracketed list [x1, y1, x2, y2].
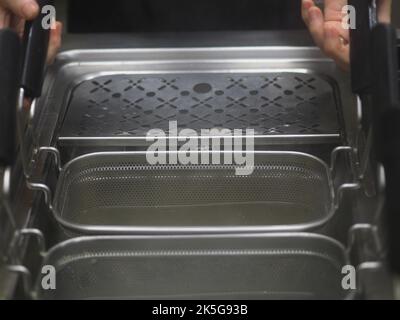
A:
[302, 0, 392, 71]
[0, 0, 62, 64]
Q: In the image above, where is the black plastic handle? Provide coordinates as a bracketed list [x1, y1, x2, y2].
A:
[21, 0, 54, 98]
[380, 106, 400, 272]
[371, 24, 399, 161]
[348, 0, 375, 94]
[371, 24, 400, 272]
[397, 39, 400, 94]
[0, 29, 21, 167]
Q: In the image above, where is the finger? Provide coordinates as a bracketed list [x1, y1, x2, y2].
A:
[46, 21, 62, 64]
[324, 20, 350, 44]
[23, 97, 32, 111]
[301, 0, 315, 26]
[1, 0, 39, 20]
[377, 0, 392, 23]
[10, 16, 25, 37]
[307, 6, 325, 48]
[323, 25, 350, 71]
[324, 0, 348, 21]
[0, 6, 11, 28]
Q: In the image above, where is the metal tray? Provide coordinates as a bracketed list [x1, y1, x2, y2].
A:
[59, 73, 340, 142]
[32, 47, 355, 153]
[50, 151, 334, 234]
[34, 234, 350, 300]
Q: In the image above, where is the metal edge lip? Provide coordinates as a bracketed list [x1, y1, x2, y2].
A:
[59, 150, 333, 172]
[43, 231, 348, 260]
[58, 134, 340, 140]
[58, 133, 340, 141]
[57, 69, 317, 79]
[52, 219, 334, 237]
[58, 61, 328, 68]
[50, 191, 336, 235]
[50, 150, 336, 236]
[58, 46, 329, 57]
[54, 48, 333, 74]
[51, 55, 338, 88]
[57, 134, 342, 147]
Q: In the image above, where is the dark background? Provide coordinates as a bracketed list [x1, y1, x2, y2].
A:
[67, 0, 305, 33]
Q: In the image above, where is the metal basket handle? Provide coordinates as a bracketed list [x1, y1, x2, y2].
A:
[17, 0, 61, 180]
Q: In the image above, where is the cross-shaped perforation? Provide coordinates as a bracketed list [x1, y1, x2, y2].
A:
[158, 79, 179, 91]
[124, 79, 145, 92]
[156, 97, 179, 110]
[122, 98, 144, 110]
[225, 96, 249, 109]
[260, 96, 283, 108]
[261, 77, 282, 89]
[90, 80, 112, 93]
[294, 77, 316, 90]
[226, 78, 248, 90]
[191, 97, 214, 109]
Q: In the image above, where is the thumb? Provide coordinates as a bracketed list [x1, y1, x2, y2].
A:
[377, 0, 392, 23]
[1, 0, 39, 20]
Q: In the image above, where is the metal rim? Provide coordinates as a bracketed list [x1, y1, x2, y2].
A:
[50, 151, 336, 235]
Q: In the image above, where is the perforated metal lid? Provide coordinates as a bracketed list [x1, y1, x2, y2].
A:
[58, 73, 340, 146]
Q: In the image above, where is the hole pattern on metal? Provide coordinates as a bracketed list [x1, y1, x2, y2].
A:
[60, 73, 340, 138]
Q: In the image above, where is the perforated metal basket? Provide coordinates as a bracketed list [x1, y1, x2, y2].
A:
[35, 234, 350, 300]
[51, 151, 334, 234]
